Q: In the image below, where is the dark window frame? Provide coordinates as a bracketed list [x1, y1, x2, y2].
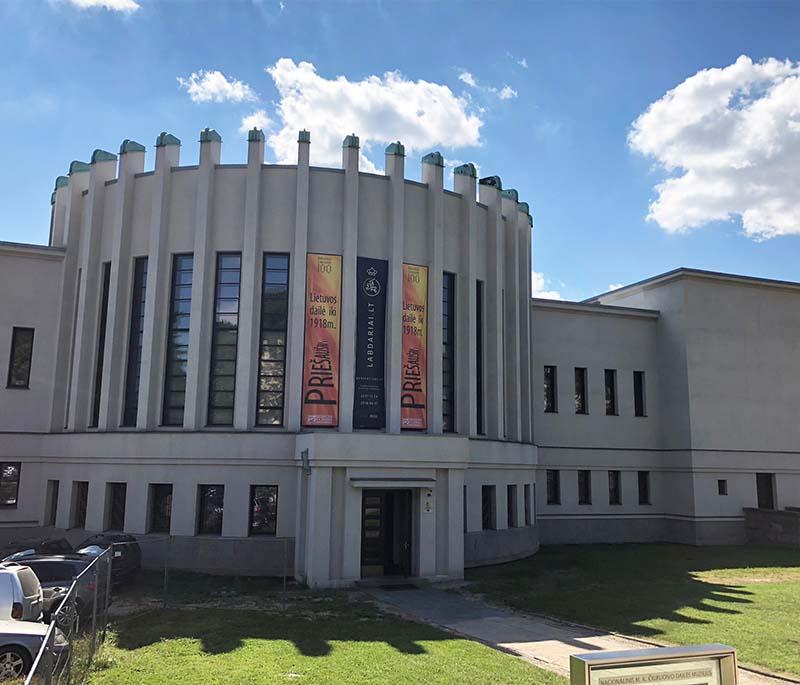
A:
[122, 256, 148, 427]
[148, 484, 173, 533]
[45, 480, 59, 526]
[72, 481, 89, 529]
[481, 484, 495, 530]
[574, 367, 588, 415]
[442, 272, 456, 433]
[197, 484, 224, 536]
[756, 473, 775, 510]
[608, 470, 622, 505]
[162, 254, 194, 426]
[6, 327, 34, 389]
[634, 370, 647, 417]
[476, 280, 485, 435]
[0, 463, 21, 508]
[524, 483, 532, 526]
[90, 262, 112, 428]
[507, 484, 518, 528]
[578, 470, 592, 505]
[249, 484, 279, 536]
[638, 470, 651, 505]
[604, 369, 618, 416]
[105, 482, 127, 531]
[543, 365, 558, 413]
[717, 479, 728, 496]
[546, 469, 560, 505]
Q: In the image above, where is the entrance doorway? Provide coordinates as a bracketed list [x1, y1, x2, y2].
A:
[361, 489, 412, 578]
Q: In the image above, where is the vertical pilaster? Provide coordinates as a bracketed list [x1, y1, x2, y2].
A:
[67, 150, 118, 431]
[124, 478, 148, 534]
[99, 140, 146, 430]
[55, 480, 75, 529]
[502, 189, 522, 442]
[234, 129, 265, 430]
[479, 176, 505, 440]
[339, 134, 360, 433]
[49, 176, 69, 247]
[285, 131, 311, 431]
[341, 483, 362, 581]
[138, 133, 180, 429]
[453, 164, 478, 436]
[184, 128, 221, 430]
[49, 163, 89, 432]
[447, 469, 465, 577]
[519, 202, 533, 442]
[304, 466, 333, 587]
[422, 152, 444, 434]
[385, 142, 405, 434]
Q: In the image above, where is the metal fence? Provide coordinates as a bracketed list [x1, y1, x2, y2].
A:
[25, 546, 113, 685]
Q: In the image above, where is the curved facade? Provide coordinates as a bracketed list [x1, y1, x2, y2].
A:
[0, 129, 537, 586]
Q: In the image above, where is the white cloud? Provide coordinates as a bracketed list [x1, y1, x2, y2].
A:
[607, 283, 624, 292]
[265, 59, 483, 172]
[64, 0, 140, 10]
[518, 57, 528, 69]
[629, 55, 800, 240]
[177, 70, 257, 104]
[239, 109, 273, 134]
[459, 71, 477, 88]
[532, 271, 563, 300]
[497, 85, 518, 100]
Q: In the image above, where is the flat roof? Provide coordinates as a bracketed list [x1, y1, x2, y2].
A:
[0, 240, 65, 260]
[532, 298, 659, 319]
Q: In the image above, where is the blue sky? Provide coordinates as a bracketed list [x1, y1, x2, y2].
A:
[0, 1, 798, 300]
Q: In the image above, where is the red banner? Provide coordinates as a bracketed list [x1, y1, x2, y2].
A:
[401, 263, 428, 430]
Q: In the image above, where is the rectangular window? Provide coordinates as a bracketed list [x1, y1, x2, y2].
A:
[0, 463, 21, 507]
[608, 470, 622, 505]
[106, 482, 126, 531]
[208, 253, 242, 426]
[546, 469, 560, 505]
[481, 485, 495, 530]
[574, 367, 588, 414]
[197, 485, 224, 535]
[476, 281, 485, 435]
[578, 470, 592, 505]
[122, 257, 148, 427]
[756, 473, 775, 510]
[717, 479, 728, 496]
[605, 369, 617, 415]
[162, 254, 193, 426]
[256, 254, 290, 426]
[45, 480, 59, 526]
[507, 484, 518, 527]
[90, 262, 111, 427]
[634, 370, 647, 417]
[249, 485, 278, 536]
[149, 484, 173, 533]
[72, 481, 88, 529]
[638, 471, 651, 505]
[543, 365, 557, 413]
[524, 483, 532, 525]
[442, 272, 456, 432]
[6, 328, 34, 389]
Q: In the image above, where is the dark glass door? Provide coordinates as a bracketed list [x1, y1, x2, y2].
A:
[361, 489, 412, 578]
[756, 473, 775, 509]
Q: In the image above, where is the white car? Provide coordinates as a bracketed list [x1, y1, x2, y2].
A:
[0, 562, 43, 622]
[0, 619, 69, 679]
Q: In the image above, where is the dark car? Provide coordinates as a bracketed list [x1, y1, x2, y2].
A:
[77, 534, 141, 584]
[0, 538, 75, 563]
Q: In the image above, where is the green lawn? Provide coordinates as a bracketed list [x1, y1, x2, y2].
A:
[467, 544, 800, 677]
[91, 594, 565, 685]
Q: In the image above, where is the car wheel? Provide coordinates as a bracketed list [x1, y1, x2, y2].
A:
[0, 646, 31, 679]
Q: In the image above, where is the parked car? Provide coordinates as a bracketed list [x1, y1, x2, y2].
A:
[76, 534, 141, 584]
[0, 618, 69, 679]
[0, 538, 74, 563]
[0, 563, 42, 622]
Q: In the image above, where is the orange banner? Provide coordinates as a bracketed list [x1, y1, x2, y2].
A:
[301, 254, 342, 427]
[401, 263, 428, 430]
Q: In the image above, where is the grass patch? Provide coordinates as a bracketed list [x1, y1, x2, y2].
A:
[91, 594, 564, 684]
[466, 544, 800, 677]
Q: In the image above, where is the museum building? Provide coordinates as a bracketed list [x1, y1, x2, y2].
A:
[0, 128, 797, 585]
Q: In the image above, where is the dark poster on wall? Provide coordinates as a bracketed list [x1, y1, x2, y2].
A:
[353, 257, 388, 430]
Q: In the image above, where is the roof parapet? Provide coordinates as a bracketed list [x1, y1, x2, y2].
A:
[422, 151, 444, 167]
[479, 175, 502, 189]
[90, 149, 117, 164]
[248, 128, 265, 142]
[69, 161, 90, 174]
[454, 162, 477, 178]
[119, 139, 145, 154]
[343, 133, 360, 149]
[155, 132, 181, 147]
[199, 128, 222, 143]
[501, 188, 518, 202]
[54, 176, 69, 189]
[385, 141, 405, 156]
[298, 129, 311, 143]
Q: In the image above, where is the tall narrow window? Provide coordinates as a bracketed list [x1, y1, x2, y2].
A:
[0, 464, 21, 507]
[256, 254, 290, 426]
[481, 485, 495, 530]
[543, 365, 557, 413]
[6, 327, 34, 389]
[507, 484, 518, 527]
[90, 262, 111, 427]
[249, 485, 278, 536]
[122, 257, 148, 427]
[106, 482, 126, 531]
[574, 367, 588, 414]
[162, 254, 193, 426]
[546, 469, 560, 505]
[524, 484, 532, 525]
[604, 369, 617, 415]
[208, 253, 241, 426]
[442, 272, 456, 432]
[634, 370, 647, 417]
[72, 481, 88, 529]
[149, 484, 173, 533]
[476, 280, 485, 434]
[197, 485, 224, 535]
[756, 473, 775, 510]
[608, 470, 622, 505]
[45, 480, 59, 525]
[578, 470, 592, 505]
[638, 471, 651, 505]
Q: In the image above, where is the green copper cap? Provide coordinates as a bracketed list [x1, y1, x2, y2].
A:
[247, 128, 265, 142]
[518, 201, 530, 214]
[69, 161, 90, 174]
[50, 191, 56, 205]
[199, 128, 222, 143]
[91, 149, 117, 164]
[479, 175, 502, 190]
[155, 132, 181, 148]
[298, 130, 311, 143]
[454, 162, 477, 178]
[54, 175, 69, 190]
[501, 188, 519, 202]
[385, 141, 405, 156]
[119, 139, 145, 154]
[422, 151, 444, 167]
[343, 133, 359, 149]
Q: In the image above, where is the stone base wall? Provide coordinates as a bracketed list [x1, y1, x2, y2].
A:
[745, 508, 800, 547]
[463, 525, 539, 568]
